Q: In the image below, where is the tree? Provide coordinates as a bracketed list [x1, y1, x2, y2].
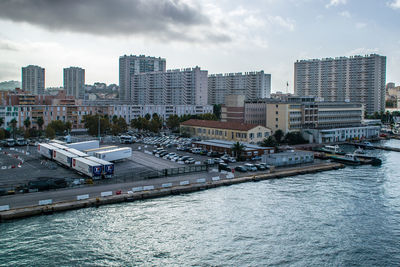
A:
[47, 120, 68, 135]
[273, 129, 284, 143]
[231, 141, 245, 160]
[64, 121, 72, 134]
[23, 117, 31, 129]
[10, 118, 17, 139]
[83, 115, 111, 136]
[166, 115, 180, 131]
[0, 117, 4, 128]
[45, 126, 56, 139]
[149, 118, 162, 133]
[284, 132, 307, 145]
[36, 117, 44, 131]
[261, 136, 278, 147]
[213, 104, 222, 120]
[144, 113, 151, 121]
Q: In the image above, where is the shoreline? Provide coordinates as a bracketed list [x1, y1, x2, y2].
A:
[0, 162, 344, 222]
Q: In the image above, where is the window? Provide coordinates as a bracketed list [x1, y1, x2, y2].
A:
[264, 132, 269, 137]
[276, 111, 278, 115]
[257, 132, 262, 138]
[250, 133, 254, 139]
[276, 118, 278, 121]
[275, 125, 278, 128]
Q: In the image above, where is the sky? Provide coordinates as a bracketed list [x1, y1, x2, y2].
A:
[0, 0, 399, 93]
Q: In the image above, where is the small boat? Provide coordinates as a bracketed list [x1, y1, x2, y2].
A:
[354, 147, 366, 155]
[362, 141, 374, 150]
[353, 153, 382, 166]
[329, 153, 361, 165]
[319, 145, 345, 155]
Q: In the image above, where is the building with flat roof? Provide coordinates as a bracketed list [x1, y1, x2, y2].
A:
[22, 65, 45, 95]
[180, 119, 271, 143]
[130, 67, 208, 105]
[262, 151, 314, 167]
[119, 54, 166, 101]
[208, 71, 271, 105]
[64, 67, 85, 99]
[221, 95, 245, 123]
[192, 139, 274, 159]
[294, 54, 386, 115]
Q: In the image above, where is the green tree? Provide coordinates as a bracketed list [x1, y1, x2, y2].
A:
[36, 117, 44, 130]
[144, 113, 151, 121]
[64, 121, 72, 133]
[149, 118, 162, 133]
[23, 117, 31, 129]
[261, 136, 278, 147]
[0, 129, 5, 140]
[10, 118, 17, 139]
[47, 120, 68, 135]
[166, 115, 180, 131]
[83, 115, 111, 136]
[213, 104, 222, 120]
[231, 141, 245, 160]
[45, 126, 56, 139]
[273, 129, 284, 143]
[0, 117, 4, 128]
[284, 132, 307, 145]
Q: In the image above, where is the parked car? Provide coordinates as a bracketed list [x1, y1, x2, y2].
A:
[185, 158, 195, 164]
[227, 157, 237, 163]
[235, 166, 247, 172]
[219, 163, 231, 172]
[244, 163, 257, 171]
[251, 156, 262, 161]
[214, 158, 225, 164]
[199, 149, 208, 155]
[204, 158, 215, 165]
[254, 164, 266, 170]
[207, 151, 220, 157]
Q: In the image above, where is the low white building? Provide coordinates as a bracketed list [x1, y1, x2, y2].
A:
[302, 126, 380, 144]
[262, 151, 314, 167]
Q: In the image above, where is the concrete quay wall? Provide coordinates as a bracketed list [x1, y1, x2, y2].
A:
[0, 163, 344, 222]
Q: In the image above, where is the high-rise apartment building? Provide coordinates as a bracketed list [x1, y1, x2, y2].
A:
[22, 65, 45, 95]
[130, 67, 208, 105]
[119, 54, 166, 101]
[64, 67, 85, 99]
[208, 71, 271, 105]
[294, 54, 386, 115]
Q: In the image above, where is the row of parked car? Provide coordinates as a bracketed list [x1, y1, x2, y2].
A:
[152, 148, 196, 165]
[233, 163, 269, 172]
[143, 136, 192, 148]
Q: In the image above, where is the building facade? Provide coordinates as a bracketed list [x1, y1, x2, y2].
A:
[221, 95, 245, 123]
[130, 67, 208, 105]
[294, 54, 386, 115]
[302, 125, 380, 143]
[119, 55, 166, 101]
[180, 119, 271, 143]
[64, 67, 85, 99]
[22, 65, 45, 95]
[244, 97, 364, 133]
[208, 71, 271, 105]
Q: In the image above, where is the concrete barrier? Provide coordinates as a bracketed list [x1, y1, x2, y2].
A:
[180, 180, 190, 186]
[162, 183, 172, 188]
[143, 185, 155, 191]
[197, 178, 206, 183]
[212, 176, 220, 181]
[39, 199, 52, 205]
[195, 161, 201, 165]
[101, 191, 112, 197]
[132, 186, 143, 192]
[226, 173, 234, 179]
[0, 205, 10, 211]
[144, 150, 152, 155]
[77, 194, 89, 200]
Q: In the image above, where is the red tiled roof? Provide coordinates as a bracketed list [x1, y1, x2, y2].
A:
[180, 119, 262, 131]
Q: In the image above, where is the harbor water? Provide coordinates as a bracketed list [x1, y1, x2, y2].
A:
[1, 140, 400, 266]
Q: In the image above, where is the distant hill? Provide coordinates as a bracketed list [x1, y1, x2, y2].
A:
[0, 80, 21, 91]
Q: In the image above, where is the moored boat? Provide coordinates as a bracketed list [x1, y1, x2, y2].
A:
[329, 153, 361, 165]
[318, 145, 345, 155]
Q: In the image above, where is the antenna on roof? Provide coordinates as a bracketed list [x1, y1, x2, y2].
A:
[286, 82, 289, 94]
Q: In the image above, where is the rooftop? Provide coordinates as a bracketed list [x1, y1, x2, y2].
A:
[181, 119, 263, 131]
[193, 139, 273, 151]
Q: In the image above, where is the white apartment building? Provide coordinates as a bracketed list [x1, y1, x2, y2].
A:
[64, 67, 85, 99]
[119, 54, 166, 101]
[22, 65, 45, 95]
[294, 54, 386, 115]
[208, 71, 271, 105]
[130, 67, 208, 105]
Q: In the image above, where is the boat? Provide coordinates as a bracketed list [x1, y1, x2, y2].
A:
[354, 147, 366, 155]
[352, 153, 382, 166]
[319, 145, 345, 155]
[329, 153, 361, 165]
[362, 141, 374, 150]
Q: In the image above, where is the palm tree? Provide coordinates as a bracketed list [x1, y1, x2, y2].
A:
[0, 117, 4, 128]
[10, 118, 17, 139]
[36, 117, 44, 137]
[231, 141, 245, 160]
[23, 117, 31, 130]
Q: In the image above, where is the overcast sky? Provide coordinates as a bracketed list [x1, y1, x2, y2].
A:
[0, 0, 399, 92]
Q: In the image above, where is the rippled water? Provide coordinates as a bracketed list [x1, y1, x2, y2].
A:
[1, 140, 400, 266]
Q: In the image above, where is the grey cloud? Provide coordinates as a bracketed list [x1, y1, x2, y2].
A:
[0, 40, 19, 51]
[0, 0, 231, 43]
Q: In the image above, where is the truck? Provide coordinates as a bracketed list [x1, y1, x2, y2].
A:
[64, 148, 88, 157]
[84, 146, 118, 156]
[66, 140, 99, 151]
[94, 147, 132, 162]
[72, 157, 103, 179]
[52, 149, 79, 167]
[49, 142, 69, 150]
[16, 138, 27, 146]
[37, 143, 57, 159]
[85, 156, 115, 178]
[120, 135, 134, 144]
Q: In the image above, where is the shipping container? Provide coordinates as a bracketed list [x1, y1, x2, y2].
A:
[85, 156, 115, 178]
[64, 148, 88, 157]
[52, 149, 79, 167]
[94, 147, 132, 162]
[84, 146, 118, 156]
[72, 157, 103, 179]
[37, 143, 56, 159]
[66, 140, 99, 151]
[50, 139, 66, 145]
[49, 142, 69, 150]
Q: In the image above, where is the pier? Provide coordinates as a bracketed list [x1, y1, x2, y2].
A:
[0, 162, 344, 222]
[346, 142, 400, 152]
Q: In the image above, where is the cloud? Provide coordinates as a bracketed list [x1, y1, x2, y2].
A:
[346, 47, 379, 56]
[339, 11, 351, 18]
[0, 0, 230, 43]
[0, 39, 20, 51]
[268, 16, 295, 31]
[326, 0, 347, 8]
[388, 0, 400, 9]
[355, 22, 367, 29]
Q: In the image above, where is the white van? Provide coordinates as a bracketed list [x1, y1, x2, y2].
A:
[244, 163, 257, 171]
[191, 148, 202, 154]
